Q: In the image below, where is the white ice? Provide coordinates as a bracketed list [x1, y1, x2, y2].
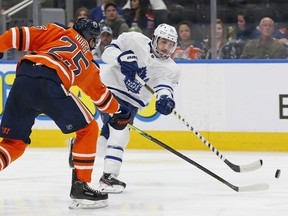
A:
[0, 148, 287, 216]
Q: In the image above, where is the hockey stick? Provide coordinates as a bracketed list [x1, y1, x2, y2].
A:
[128, 124, 269, 192]
[135, 74, 263, 173]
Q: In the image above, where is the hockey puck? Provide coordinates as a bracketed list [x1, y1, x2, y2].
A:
[275, 169, 281, 178]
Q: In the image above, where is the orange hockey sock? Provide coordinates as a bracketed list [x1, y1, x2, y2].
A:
[72, 120, 99, 182]
[0, 138, 27, 171]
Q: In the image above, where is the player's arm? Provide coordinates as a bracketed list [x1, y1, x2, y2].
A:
[101, 32, 130, 65]
[101, 44, 122, 65]
[102, 33, 138, 81]
[80, 69, 119, 114]
[154, 82, 176, 115]
[0, 27, 18, 52]
[79, 62, 131, 129]
[0, 23, 64, 53]
[154, 65, 180, 115]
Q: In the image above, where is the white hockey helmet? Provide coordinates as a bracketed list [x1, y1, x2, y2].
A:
[152, 23, 178, 58]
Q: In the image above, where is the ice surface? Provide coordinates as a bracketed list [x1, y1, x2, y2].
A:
[0, 148, 287, 216]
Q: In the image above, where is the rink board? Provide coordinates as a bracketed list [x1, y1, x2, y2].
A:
[0, 60, 288, 151]
[27, 129, 288, 152]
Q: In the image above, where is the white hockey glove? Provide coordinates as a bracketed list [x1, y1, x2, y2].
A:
[117, 50, 138, 81]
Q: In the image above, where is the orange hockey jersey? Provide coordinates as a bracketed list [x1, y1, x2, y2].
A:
[0, 23, 118, 114]
[171, 45, 202, 60]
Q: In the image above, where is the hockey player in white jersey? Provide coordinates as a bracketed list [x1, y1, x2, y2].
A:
[98, 23, 180, 193]
[69, 23, 180, 193]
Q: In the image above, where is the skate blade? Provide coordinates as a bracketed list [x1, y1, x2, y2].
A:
[99, 183, 125, 194]
[69, 199, 108, 209]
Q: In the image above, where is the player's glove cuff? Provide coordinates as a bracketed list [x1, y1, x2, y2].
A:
[109, 105, 132, 130]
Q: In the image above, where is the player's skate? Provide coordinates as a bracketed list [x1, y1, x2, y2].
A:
[69, 169, 108, 209]
[99, 172, 126, 193]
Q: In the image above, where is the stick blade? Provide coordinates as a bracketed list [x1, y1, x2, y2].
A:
[225, 159, 263, 173]
[239, 159, 263, 172]
[237, 183, 269, 192]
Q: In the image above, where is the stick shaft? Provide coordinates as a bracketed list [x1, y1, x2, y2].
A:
[135, 75, 262, 172]
[128, 124, 269, 192]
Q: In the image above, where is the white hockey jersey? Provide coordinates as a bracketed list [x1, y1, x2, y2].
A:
[101, 32, 180, 110]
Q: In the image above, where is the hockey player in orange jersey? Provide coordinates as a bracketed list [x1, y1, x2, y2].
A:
[0, 18, 131, 209]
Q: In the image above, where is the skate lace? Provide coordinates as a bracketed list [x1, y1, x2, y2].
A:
[108, 174, 117, 180]
[84, 183, 101, 194]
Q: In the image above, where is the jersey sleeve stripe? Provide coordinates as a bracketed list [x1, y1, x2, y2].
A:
[155, 88, 173, 94]
[97, 97, 113, 112]
[18, 27, 23, 51]
[11, 27, 17, 48]
[96, 91, 112, 109]
[154, 84, 174, 92]
[24, 27, 30, 51]
[93, 88, 109, 104]
[93, 90, 116, 112]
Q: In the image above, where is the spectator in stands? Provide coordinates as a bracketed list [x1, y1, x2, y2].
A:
[240, 17, 287, 59]
[93, 26, 113, 60]
[122, 0, 154, 38]
[171, 21, 203, 60]
[123, 0, 167, 10]
[75, 7, 89, 19]
[274, 16, 288, 56]
[123, 0, 168, 27]
[235, 9, 259, 41]
[202, 19, 228, 59]
[67, 7, 90, 28]
[274, 15, 288, 47]
[221, 9, 258, 59]
[100, 2, 129, 39]
[90, 0, 123, 23]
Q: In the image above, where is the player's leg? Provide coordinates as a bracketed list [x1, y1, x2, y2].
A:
[68, 125, 106, 168]
[68, 112, 129, 193]
[69, 168, 108, 209]
[71, 120, 98, 182]
[98, 99, 138, 193]
[96, 131, 109, 158]
[0, 75, 40, 171]
[43, 84, 108, 208]
[99, 125, 130, 193]
[0, 139, 28, 171]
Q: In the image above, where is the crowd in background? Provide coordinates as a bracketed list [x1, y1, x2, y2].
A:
[1, 0, 288, 60]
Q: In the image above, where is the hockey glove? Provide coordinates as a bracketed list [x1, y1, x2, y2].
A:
[117, 50, 138, 81]
[156, 95, 175, 115]
[0, 53, 3, 59]
[109, 105, 132, 130]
